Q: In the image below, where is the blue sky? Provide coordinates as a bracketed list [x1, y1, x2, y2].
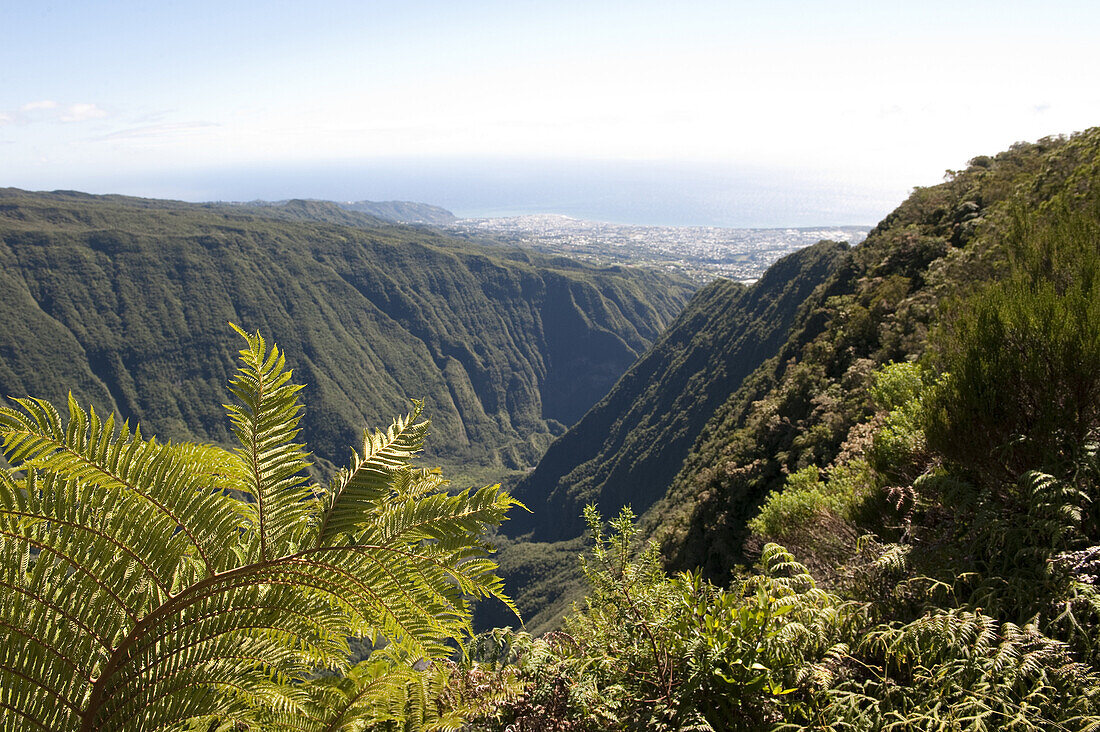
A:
[3, 1, 1099, 225]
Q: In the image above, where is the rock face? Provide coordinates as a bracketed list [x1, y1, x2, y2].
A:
[0, 188, 695, 470]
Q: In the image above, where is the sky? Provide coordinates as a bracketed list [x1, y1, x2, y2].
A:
[3, 0, 1099, 226]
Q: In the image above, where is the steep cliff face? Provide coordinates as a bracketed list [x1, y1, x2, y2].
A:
[0, 188, 695, 471]
[509, 240, 850, 540]
[651, 128, 1100, 580]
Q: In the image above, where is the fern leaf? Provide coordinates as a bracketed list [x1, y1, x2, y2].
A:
[316, 404, 429, 547]
[225, 324, 317, 561]
[0, 326, 516, 730]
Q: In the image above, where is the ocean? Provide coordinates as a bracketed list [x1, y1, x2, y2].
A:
[60, 157, 904, 229]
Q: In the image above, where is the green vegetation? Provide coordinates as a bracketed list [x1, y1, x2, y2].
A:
[270, 197, 458, 226]
[454, 130, 1100, 727]
[652, 128, 1100, 582]
[511, 239, 849, 542]
[461, 511, 1100, 730]
[926, 200, 1100, 482]
[0, 327, 518, 730]
[5, 128, 1100, 728]
[0, 188, 694, 483]
[472, 512, 840, 730]
[217, 197, 457, 227]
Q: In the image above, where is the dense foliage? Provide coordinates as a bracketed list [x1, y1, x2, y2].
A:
[460, 202, 1100, 723]
[653, 127, 1100, 580]
[480, 129, 1100, 638]
[926, 199, 1100, 482]
[512, 240, 849, 542]
[0, 327, 518, 730]
[462, 511, 1100, 730]
[4, 128, 1100, 729]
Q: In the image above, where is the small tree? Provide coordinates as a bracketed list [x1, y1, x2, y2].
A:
[926, 201, 1100, 482]
[0, 325, 518, 731]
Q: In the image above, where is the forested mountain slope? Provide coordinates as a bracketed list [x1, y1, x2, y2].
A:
[486, 128, 1100, 636]
[649, 128, 1100, 579]
[4, 130, 1099, 729]
[0, 188, 694, 473]
[510, 240, 849, 541]
[221, 197, 457, 227]
[339, 198, 457, 225]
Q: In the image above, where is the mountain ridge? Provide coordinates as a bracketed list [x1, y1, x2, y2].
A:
[231, 197, 458, 226]
[481, 128, 1100, 633]
[0, 187, 694, 477]
[652, 128, 1100, 579]
[479, 237, 851, 631]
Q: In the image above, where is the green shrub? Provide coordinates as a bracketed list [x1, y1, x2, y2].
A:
[819, 608, 1100, 731]
[486, 509, 855, 731]
[866, 361, 936, 484]
[868, 360, 926, 412]
[926, 202, 1100, 481]
[750, 462, 871, 541]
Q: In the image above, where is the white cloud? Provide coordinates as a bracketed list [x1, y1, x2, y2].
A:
[90, 121, 218, 141]
[20, 100, 58, 112]
[60, 103, 108, 122]
[5, 100, 108, 125]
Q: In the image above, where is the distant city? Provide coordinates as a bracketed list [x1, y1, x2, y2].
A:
[450, 214, 870, 283]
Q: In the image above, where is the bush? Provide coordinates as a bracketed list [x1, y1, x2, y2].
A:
[866, 361, 936, 484]
[926, 202, 1100, 481]
[749, 464, 868, 540]
[486, 508, 855, 731]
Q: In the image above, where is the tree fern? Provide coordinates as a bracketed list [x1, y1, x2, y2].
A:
[0, 325, 519, 731]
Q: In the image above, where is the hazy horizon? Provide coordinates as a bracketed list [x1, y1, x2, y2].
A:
[5, 1, 1099, 229]
[23, 156, 902, 229]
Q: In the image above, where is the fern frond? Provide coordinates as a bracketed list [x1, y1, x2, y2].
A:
[830, 609, 1100, 729]
[316, 404, 429, 547]
[294, 658, 419, 731]
[0, 396, 246, 575]
[295, 493, 522, 653]
[226, 323, 317, 561]
[0, 326, 516, 731]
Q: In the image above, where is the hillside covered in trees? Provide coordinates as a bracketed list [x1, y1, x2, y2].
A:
[0, 188, 694, 477]
[483, 238, 854, 630]
[510, 239, 850, 543]
[653, 127, 1100, 578]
